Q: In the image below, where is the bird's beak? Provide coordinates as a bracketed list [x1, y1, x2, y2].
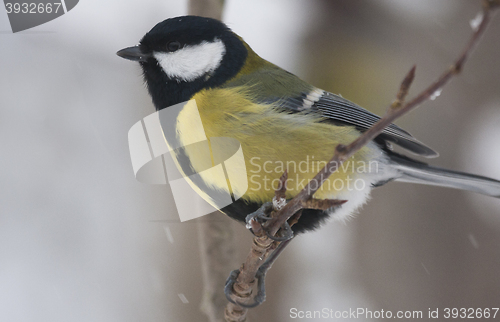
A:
[116, 46, 151, 62]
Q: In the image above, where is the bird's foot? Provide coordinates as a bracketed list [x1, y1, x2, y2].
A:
[224, 266, 268, 308]
[245, 202, 293, 241]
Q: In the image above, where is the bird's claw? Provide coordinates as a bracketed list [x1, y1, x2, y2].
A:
[245, 202, 273, 228]
[224, 268, 268, 308]
[245, 202, 294, 241]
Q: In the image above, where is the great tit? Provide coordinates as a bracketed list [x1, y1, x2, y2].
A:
[117, 16, 500, 234]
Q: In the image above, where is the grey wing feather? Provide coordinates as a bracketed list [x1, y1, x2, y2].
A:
[279, 90, 439, 158]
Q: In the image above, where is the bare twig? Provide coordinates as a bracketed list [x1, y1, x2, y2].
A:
[225, 176, 345, 320]
[224, 236, 277, 322]
[224, 1, 499, 319]
[225, 173, 291, 320]
[274, 170, 288, 207]
[390, 65, 415, 111]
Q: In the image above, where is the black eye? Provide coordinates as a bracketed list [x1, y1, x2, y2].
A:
[167, 41, 181, 52]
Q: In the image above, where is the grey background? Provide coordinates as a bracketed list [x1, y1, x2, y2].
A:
[1, 0, 499, 321]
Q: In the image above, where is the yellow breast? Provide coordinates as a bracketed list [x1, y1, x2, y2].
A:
[175, 87, 384, 204]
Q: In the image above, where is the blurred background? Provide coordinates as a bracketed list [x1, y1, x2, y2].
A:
[1, 0, 500, 321]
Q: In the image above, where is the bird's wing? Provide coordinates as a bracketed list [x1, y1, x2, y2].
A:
[277, 89, 439, 158]
[224, 65, 438, 158]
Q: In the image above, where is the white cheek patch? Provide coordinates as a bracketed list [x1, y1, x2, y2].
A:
[153, 39, 226, 82]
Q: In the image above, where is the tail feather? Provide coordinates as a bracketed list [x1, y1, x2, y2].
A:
[389, 153, 500, 198]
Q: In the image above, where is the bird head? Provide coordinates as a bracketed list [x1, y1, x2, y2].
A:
[117, 16, 248, 110]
